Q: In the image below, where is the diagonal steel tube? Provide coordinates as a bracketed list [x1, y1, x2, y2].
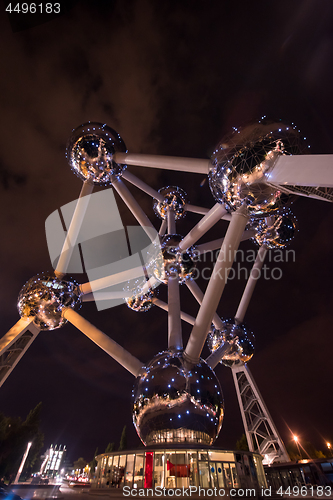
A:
[184, 205, 249, 364]
[178, 204, 228, 252]
[80, 265, 145, 295]
[205, 341, 234, 369]
[153, 298, 196, 325]
[62, 308, 143, 377]
[122, 170, 165, 202]
[185, 279, 224, 330]
[112, 177, 157, 242]
[234, 245, 268, 324]
[55, 179, 94, 277]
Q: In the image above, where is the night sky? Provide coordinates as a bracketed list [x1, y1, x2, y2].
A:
[0, 0, 333, 464]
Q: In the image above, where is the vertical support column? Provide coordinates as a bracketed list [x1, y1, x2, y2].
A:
[167, 275, 183, 350]
[232, 363, 290, 465]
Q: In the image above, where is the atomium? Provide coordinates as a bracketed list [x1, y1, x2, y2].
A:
[132, 350, 224, 446]
[153, 186, 187, 220]
[3, 115, 330, 463]
[154, 234, 196, 284]
[66, 122, 127, 184]
[209, 119, 307, 217]
[17, 273, 81, 331]
[207, 321, 255, 368]
[252, 210, 298, 249]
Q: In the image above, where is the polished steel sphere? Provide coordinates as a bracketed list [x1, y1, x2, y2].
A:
[126, 289, 155, 312]
[66, 122, 127, 184]
[154, 234, 196, 284]
[209, 120, 306, 217]
[252, 211, 297, 249]
[17, 273, 81, 331]
[153, 186, 187, 220]
[207, 320, 255, 367]
[132, 349, 224, 446]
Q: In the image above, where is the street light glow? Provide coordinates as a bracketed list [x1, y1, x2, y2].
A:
[293, 435, 298, 443]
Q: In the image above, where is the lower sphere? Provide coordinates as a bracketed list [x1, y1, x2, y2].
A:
[17, 273, 81, 331]
[207, 321, 255, 367]
[132, 350, 224, 446]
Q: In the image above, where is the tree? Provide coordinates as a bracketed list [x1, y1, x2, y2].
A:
[0, 403, 44, 480]
[73, 457, 87, 473]
[89, 447, 98, 478]
[235, 434, 249, 451]
[118, 426, 127, 451]
[105, 442, 114, 453]
[286, 439, 326, 461]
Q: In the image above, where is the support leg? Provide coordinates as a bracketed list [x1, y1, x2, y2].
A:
[184, 205, 249, 364]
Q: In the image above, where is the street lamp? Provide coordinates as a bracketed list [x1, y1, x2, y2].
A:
[327, 442, 332, 457]
[293, 435, 302, 459]
[14, 442, 32, 484]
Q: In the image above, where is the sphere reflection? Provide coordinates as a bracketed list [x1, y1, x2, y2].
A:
[207, 321, 255, 367]
[132, 350, 224, 446]
[17, 273, 81, 331]
[126, 289, 155, 312]
[209, 120, 306, 217]
[153, 186, 187, 220]
[154, 234, 196, 284]
[66, 122, 127, 184]
[252, 211, 297, 249]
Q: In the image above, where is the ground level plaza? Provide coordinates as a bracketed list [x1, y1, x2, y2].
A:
[93, 448, 266, 490]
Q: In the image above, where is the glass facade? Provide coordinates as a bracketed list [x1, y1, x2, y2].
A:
[94, 448, 266, 490]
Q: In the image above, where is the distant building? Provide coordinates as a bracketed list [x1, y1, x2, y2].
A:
[40, 445, 66, 477]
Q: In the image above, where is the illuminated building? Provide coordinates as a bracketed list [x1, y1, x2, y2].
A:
[40, 445, 66, 477]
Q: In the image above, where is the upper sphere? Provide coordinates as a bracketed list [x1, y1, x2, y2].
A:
[209, 120, 306, 217]
[66, 122, 127, 184]
[132, 350, 224, 446]
[17, 273, 81, 331]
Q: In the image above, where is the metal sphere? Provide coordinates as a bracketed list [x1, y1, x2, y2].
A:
[132, 350, 224, 446]
[154, 234, 196, 284]
[209, 119, 306, 217]
[66, 122, 127, 185]
[252, 211, 298, 249]
[207, 321, 255, 367]
[153, 186, 188, 220]
[126, 289, 155, 312]
[17, 273, 81, 331]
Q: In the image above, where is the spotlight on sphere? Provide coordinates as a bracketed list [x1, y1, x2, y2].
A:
[132, 350, 224, 446]
[66, 122, 127, 185]
[17, 273, 81, 331]
[252, 210, 298, 249]
[209, 119, 307, 217]
[207, 320, 255, 367]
